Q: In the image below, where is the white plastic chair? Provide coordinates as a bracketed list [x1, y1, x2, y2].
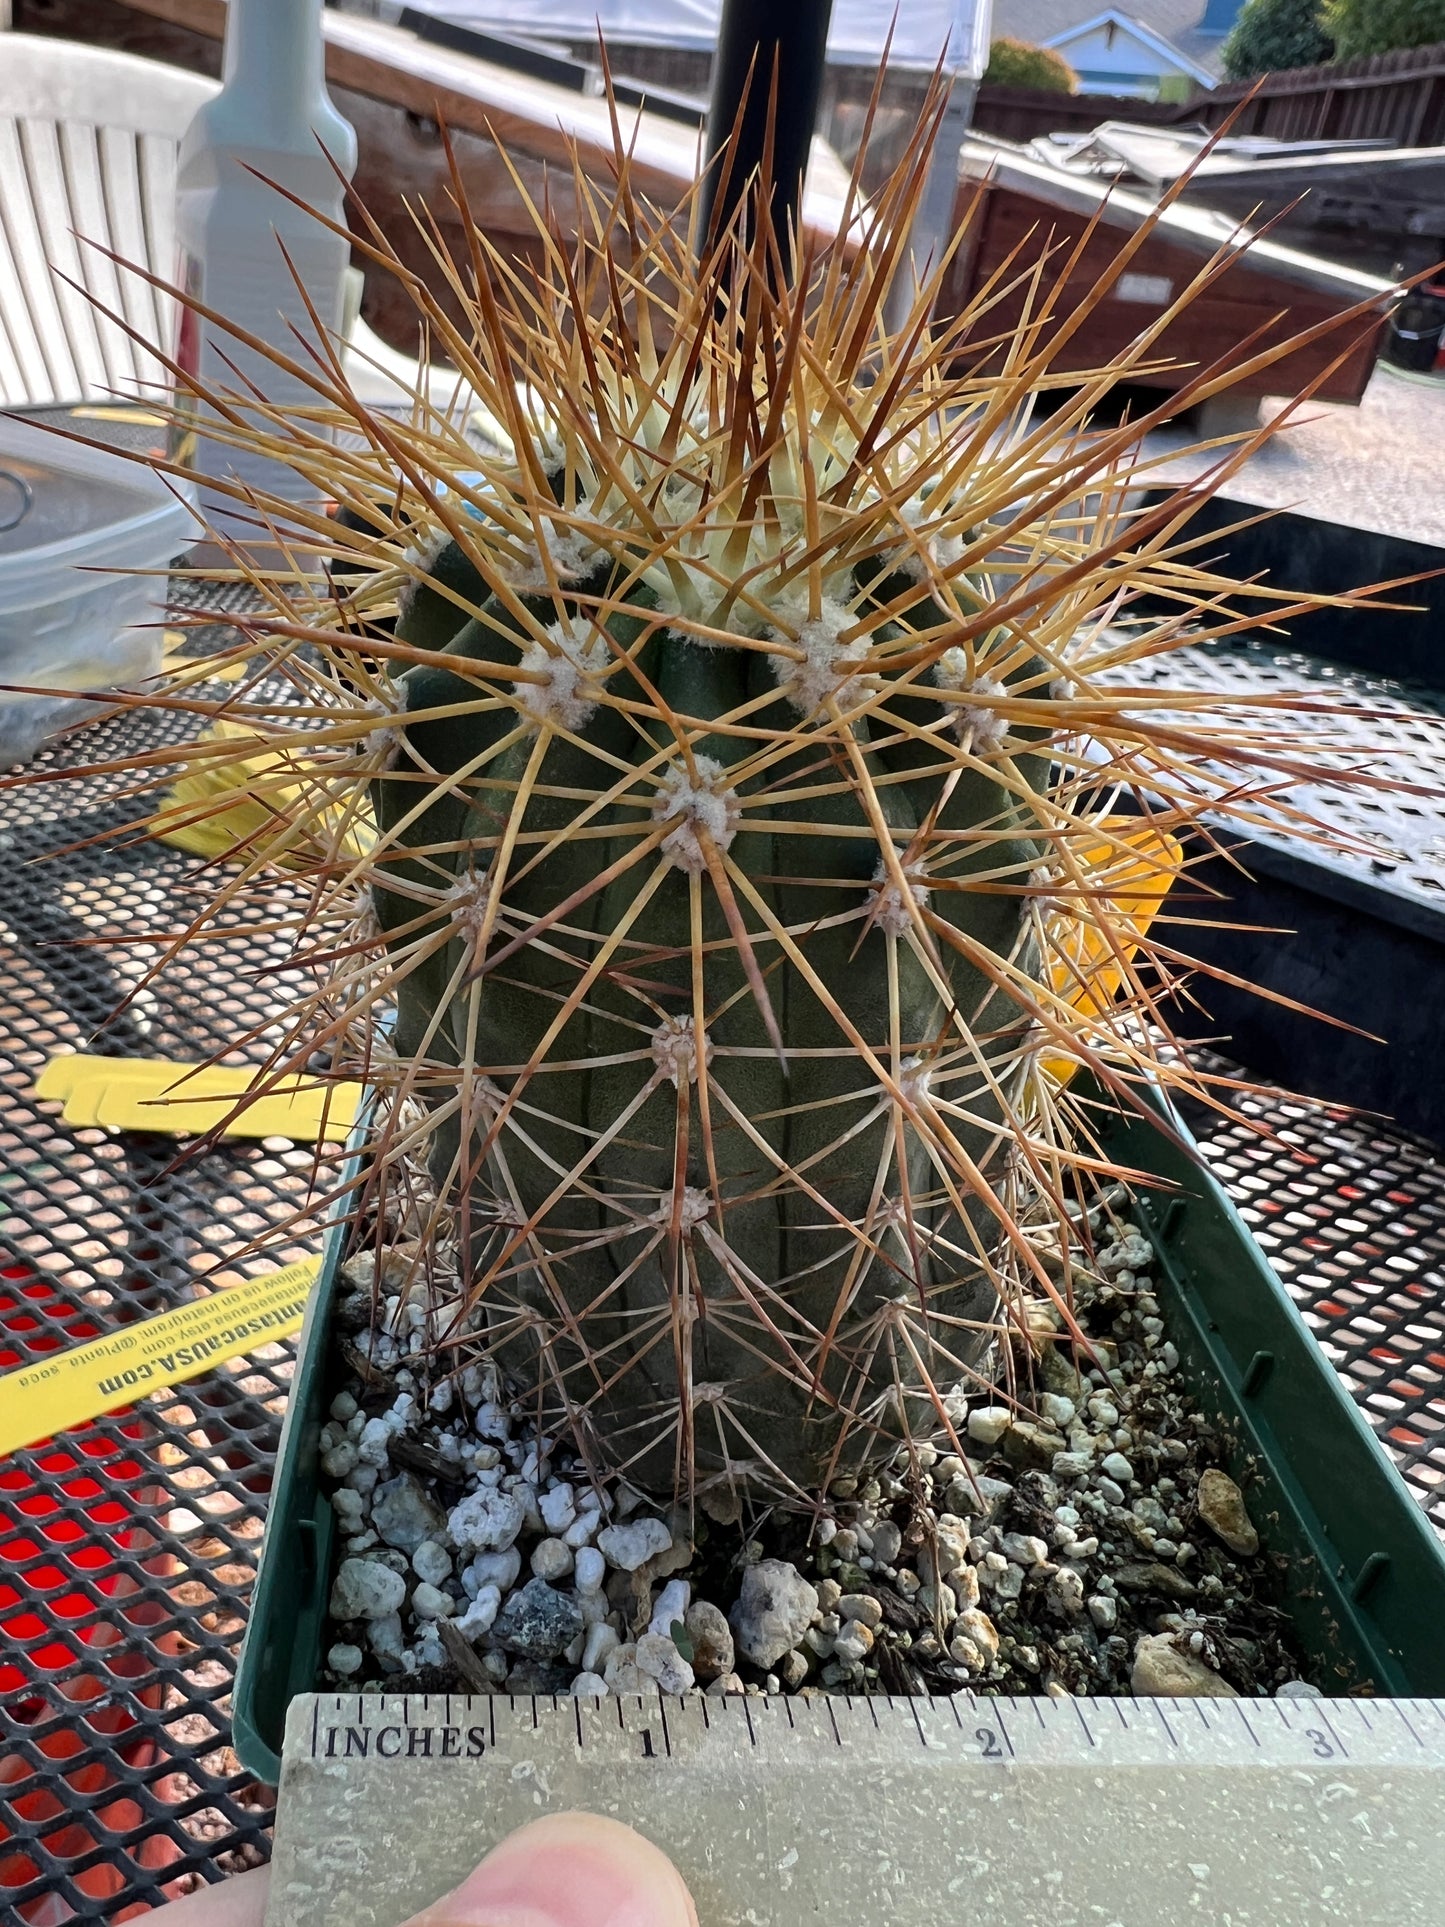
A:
[0, 31, 472, 419]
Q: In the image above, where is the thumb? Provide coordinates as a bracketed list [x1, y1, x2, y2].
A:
[407, 1811, 698, 1927]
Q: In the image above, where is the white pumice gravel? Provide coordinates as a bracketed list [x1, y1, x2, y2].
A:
[320, 1210, 1316, 1701]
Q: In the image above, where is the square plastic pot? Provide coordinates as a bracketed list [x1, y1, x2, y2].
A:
[232, 1089, 1445, 1784]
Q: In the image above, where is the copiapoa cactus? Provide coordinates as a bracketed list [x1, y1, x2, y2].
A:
[41, 87, 1398, 1506]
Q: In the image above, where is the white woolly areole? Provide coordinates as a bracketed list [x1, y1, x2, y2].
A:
[651, 1015, 712, 1087]
[934, 651, 1011, 755]
[651, 755, 741, 873]
[396, 526, 451, 618]
[513, 622, 609, 733]
[650, 1186, 712, 1232]
[897, 1056, 932, 1106]
[896, 495, 967, 583]
[504, 513, 603, 592]
[446, 868, 493, 943]
[362, 691, 404, 767]
[1028, 863, 1064, 920]
[871, 859, 931, 937]
[771, 598, 872, 716]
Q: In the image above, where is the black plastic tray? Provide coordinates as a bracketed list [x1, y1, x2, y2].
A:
[232, 1089, 1445, 1784]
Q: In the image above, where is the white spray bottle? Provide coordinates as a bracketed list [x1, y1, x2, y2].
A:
[174, 0, 358, 545]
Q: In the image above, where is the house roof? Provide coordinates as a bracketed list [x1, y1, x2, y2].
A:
[989, 1, 1231, 80]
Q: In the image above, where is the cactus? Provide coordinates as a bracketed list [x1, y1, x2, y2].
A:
[57, 96, 1393, 1504]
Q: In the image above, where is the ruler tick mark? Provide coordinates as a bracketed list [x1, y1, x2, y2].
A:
[1153, 1704, 1179, 1749]
[1396, 1703, 1423, 1747]
[784, 1698, 795, 1730]
[993, 1711, 1016, 1761]
[574, 1699, 583, 1749]
[907, 1697, 928, 1750]
[743, 1699, 757, 1749]
[1237, 1706, 1260, 1748]
[659, 1699, 672, 1758]
[826, 1700, 843, 1748]
[1074, 1701, 1097, 1749]
[311, 1699, 320, 1760]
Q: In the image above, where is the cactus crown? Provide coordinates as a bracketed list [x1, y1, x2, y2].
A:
[49, 89, 1392, 1504]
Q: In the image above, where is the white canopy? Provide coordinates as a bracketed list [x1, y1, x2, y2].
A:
[405, 1, 993, 78]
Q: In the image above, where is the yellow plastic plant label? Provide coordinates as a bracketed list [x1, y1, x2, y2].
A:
[0, 1256, 319, 1459]
[35, 1053, 363, 1141]
[1042, 818, 1183, 1086]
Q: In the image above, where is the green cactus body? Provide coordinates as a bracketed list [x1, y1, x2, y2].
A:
[375, 529, 1048, 1491]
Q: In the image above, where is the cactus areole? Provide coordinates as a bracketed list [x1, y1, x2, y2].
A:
[107, 82, 1393, 1506]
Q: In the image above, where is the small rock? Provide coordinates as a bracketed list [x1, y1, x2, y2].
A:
[869, 1521, 903, 1567]
[571, 1671, 608, 1698]
[1097, 1477, 1126, 1506]
[1039, 1394, 1076, 1428]
[456, 1584, 501, 1639]
[329, 1391, 359, 1423]
[684, 1602, 735, 1683]
[368, 1611, 406, 1670]
[1113, 1561, 1197, 1601]
[648, 1578, 692, 1639]
[583, 1622, 621, 1673]
[327, 1642, 363, 1676]
[1051, 1450, 1093, 1481]
[411, 1540, 452, 1588]
[967, 1406, 1012, 1447]
[932, 1515, 971, 1576]
[777, 1649, 809, 1690]
[493, 1578, 585, 1661]
[1047, 1569, 1085, 1616]
[1100, 1452, 1135, 1485]
[330, 1558, 406, 1622]
[732, 1560, 819, 1670]
[468, 1546, 522, 1593]
[564, 1505, 602, 1550]
[1000, 1532, 1050, 1568]
[603, 1643, 643, 1695]
[1131, 1633, 1238, 1699]
[597, 1517, 673, 1572]
[573, 1545, 606, 1594]
[833, 1621, 875, 1665]
[449, 1488, 526, 1554]
[635, 1631, 695, 1694]
[530, 1537, 574, 1583]
[706, 1673, 745, 1697]
[954, 1609, 1000, 1665]
[1087, 1594, 1117, 1632]
[1195, 1469, 1259, 1557]
[538, 1483, 576, 1534]
[1276, 1679, 1323, 1699]
[411, 1583, 454, 1620]
[1000, 1422, 1061, 1472]
[321, 1441, 360, 1480]
[836, 1593, 883, 1630]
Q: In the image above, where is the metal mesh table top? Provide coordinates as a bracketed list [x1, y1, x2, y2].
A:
[3, 565, 1445, 1920]
[1121, 636, 1445, 930]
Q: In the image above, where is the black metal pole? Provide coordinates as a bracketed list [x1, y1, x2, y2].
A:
[695, 0, 834, 274]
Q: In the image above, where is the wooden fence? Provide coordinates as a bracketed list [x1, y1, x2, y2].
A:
[973, 41, 1445, 152]
[970, 84, 1179, 144]
[1186, 41, 1445, 147]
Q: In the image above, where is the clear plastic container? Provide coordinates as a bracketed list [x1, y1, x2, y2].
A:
[0, 416, 199, 766]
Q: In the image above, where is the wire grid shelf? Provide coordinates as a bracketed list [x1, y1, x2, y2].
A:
[2, 612, 1445, 1921]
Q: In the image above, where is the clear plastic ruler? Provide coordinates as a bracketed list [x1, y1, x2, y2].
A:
[266, 1691, 1445, 1927]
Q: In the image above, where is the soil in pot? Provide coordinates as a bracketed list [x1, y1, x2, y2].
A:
[314, 1185, 1326, 1705]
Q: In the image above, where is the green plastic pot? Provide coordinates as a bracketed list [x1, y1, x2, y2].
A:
[232, 1088, 1445, 1784]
